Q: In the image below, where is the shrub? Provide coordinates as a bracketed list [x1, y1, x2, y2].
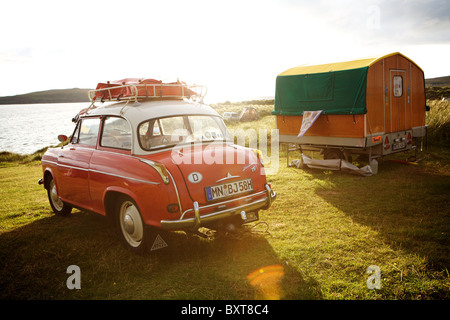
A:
[426, 100, 450, 146]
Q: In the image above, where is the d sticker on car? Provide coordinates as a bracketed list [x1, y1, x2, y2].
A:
[188, 172, 203, 183]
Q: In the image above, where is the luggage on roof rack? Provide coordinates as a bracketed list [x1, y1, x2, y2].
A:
[88, 78, 206, 102]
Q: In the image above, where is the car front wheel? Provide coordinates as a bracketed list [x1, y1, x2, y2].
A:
[47, 176, 72, 216]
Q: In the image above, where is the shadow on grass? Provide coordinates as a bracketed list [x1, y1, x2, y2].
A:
[307, 157, 450, 272]
[0, 208, 322, 300]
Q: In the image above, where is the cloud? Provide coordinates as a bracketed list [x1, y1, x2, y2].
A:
[0, 0, 448, 97]
[358, 0, 449, 45]
[277, 0, 450, 45]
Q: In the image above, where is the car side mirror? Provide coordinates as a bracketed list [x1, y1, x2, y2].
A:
[58, 135, 68, 143]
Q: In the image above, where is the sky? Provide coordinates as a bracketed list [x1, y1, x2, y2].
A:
[1, 0, 449, 103]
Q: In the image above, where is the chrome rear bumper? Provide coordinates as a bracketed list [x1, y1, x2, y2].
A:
[160, 184, 276, 230]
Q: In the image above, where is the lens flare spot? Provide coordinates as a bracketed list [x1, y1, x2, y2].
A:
[247, 264, 285, 300]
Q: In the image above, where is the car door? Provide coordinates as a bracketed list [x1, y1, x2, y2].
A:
[57, 117, 101, 208]
[89, 116, 134, 213]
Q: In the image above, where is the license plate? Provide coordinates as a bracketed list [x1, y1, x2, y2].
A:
[205, 178, 253, 201]
[392, 142, 406, 150]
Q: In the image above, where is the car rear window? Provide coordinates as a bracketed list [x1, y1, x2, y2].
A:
[138, 115, 228, 150]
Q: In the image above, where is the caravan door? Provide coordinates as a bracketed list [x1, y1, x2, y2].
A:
[389, 69, 407, 132]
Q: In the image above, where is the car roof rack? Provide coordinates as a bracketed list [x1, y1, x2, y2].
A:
[87, 80, 207, 104]
[72, 79, 207, 123]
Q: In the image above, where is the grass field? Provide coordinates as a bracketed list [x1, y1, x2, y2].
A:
[0, 100, 449, 300]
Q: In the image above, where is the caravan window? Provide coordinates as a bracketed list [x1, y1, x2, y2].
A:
[393, 75, 403, 97]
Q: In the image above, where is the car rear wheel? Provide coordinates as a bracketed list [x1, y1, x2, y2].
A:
[47, 176, 72, 216]
[116, 196, 150, 253]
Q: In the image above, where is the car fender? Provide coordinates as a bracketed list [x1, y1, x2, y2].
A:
[101, 185, 164, 228]
[102, 185, 139, 213]
[43, 167, 56, 189]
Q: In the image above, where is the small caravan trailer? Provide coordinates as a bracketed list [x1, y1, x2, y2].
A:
[273, 52, 428, 169]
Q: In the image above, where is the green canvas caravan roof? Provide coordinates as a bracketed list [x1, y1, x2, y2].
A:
[272, 52, 422, 116]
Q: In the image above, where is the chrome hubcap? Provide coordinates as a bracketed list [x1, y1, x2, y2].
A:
[123, 214, 135, 234]
[119, 201, 143, 248]
[49, 180, 63, 211]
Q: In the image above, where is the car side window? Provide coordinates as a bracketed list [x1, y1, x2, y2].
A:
[70, 121, 81, 144]
[76, 118, 101, 146]
[101, 117, 132, 150]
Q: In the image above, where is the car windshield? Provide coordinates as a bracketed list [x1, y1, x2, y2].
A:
[138, 115, 230, 150]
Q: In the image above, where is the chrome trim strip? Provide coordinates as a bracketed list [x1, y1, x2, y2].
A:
[181, 189, 267, 217]
[57, 163, 89, 171]
[89, 169, 160, 185]
[242, 163, 257, 172]
[215, 173, 241, 182]
[160, 184, 277, 230]
[42, 160, 160, 185]
[42, 160, 58, 166]
[193, 201, 200, 229]
[161, 198, 267, 230]
[166, 169, 183, 214]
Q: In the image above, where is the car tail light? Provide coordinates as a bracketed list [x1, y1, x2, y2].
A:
[140, 159, 170, 184]
[252, 149, 265, 167]
[384, 136, 390, 150]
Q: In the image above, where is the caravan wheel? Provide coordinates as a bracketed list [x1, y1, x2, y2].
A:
[323, 149, 343, 160]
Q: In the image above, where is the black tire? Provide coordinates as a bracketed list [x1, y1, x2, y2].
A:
[323, 149, 344, 160]
[47, 176, 72, 216]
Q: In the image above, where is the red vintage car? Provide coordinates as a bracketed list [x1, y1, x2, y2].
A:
[39, 80, 276, 253]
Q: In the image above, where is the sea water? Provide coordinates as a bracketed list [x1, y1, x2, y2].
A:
[0, 102, 88, 155]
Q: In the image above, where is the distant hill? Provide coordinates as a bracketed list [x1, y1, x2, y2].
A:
[0, 77, 448, 105]
[0, 88, 92, 105]
[424, 75, 450, 100]
[426, 86, 450, 100]
[425, 76, 450, 87]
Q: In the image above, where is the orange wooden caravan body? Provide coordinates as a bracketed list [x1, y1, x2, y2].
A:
[275, 53, 427, 162]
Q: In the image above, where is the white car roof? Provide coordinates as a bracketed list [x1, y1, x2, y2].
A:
[81, 99, 223, 155]
[85, 99, 220, 125]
